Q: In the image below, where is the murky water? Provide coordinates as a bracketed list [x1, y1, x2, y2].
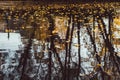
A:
[0, 16, 120, 79]
[0, 2, 120, 79]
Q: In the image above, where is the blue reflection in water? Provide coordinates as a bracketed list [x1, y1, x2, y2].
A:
[0, 33, 22, 50]
[0, 32, 23, 80]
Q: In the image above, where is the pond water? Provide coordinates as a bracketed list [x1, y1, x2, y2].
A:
[0, 33, 22, 50]
[0, 14, 120, 80]
[0, 17, 119, 80]
[0, 29, 94, 80]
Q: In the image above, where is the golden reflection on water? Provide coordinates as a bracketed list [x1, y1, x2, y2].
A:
[0, 2, 120, 80]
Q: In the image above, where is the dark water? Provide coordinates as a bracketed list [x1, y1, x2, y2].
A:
[0, 16, 120, 79]
[0, 7, 120, 80]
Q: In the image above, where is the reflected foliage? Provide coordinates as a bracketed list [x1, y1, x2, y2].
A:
[0, 2, 120, 80]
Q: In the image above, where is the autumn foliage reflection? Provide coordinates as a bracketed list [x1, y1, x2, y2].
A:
[0, 2, 120, 80]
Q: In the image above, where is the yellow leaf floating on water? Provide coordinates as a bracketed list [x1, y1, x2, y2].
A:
[114, 18, 120, 25]
[73, 43, 80, 47]
[94, 27, 99, 33]
[66, 40, 70, 43]
[97, 64, 101, 67]
[5, 29, 11, 32]
[52, 30, 58, 34]
[22, 26, 25, 29]
[55, 45, 61, 49]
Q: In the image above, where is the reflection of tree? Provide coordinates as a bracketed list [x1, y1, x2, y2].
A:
[1, 3, 120, 80]
[18, 22, 37, 80]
